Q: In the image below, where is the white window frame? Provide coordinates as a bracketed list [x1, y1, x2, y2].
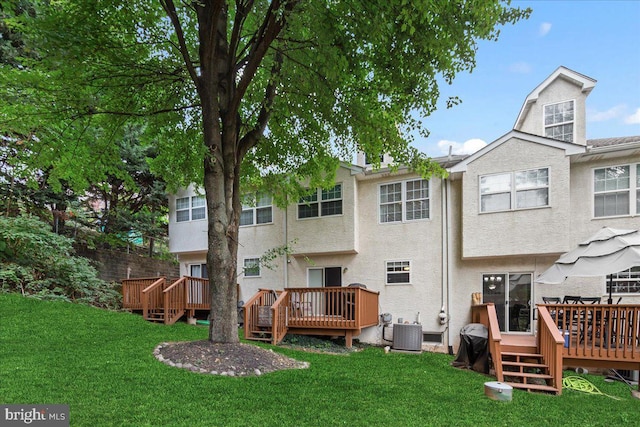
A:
[297, 183, 343, 219]
[240, 192, 273, 226]
[480, 168, 550, 213]
[176, 195, 206, 222]
[189, 263, 207, 279]
[379, 179, 430, 224]
[608, 267, 640, 295]
[593, 163, 639, 218]
[544, 99, 575, 143]
[385, 260, 411, 285]
[242, 257, 261, 278]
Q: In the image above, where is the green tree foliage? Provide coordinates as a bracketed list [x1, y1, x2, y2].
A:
[0, 1, 530, 342]
[85, 124, 168, 237]
[0, 215, 122, 308]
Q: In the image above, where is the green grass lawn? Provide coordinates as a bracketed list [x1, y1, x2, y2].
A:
[1, 293, 637, 426]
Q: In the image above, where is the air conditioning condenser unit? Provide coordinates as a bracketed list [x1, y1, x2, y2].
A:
[392, 323, 422, 352]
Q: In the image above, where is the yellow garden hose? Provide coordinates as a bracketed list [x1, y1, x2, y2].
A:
[562, 376, 621, 400]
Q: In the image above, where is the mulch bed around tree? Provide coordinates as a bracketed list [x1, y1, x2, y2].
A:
[155, 340, 309, 377]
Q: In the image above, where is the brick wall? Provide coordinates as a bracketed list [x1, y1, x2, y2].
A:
[74, 244, 180, 283]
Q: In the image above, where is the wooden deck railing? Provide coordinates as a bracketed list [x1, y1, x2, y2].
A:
[123, 276, 212, 324]
[244, 287, 380, 346]
[471, 303, 503, 382]
[185, 277, 210, 310]
[271, 292, 289, 345]
[142, 277, 166, 321]
[542, 303, 640, 364]
[122, 277, 164, 310]
[286, 286, 380, 329]
[244, 289, 282, 343]
[163, 277, 187, 325]
[536, 305, 564, 394]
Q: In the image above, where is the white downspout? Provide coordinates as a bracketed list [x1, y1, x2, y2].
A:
[446, 178, 453, 354]
[283, 204, 289, 288]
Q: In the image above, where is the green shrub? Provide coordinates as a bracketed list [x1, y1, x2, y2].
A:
[0, 215, 121, 309]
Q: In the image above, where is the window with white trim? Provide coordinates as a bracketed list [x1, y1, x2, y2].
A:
[240, 192, 273, 226]
[190, 263, 208, 278]
[608, 267, 640, 294]
[593, 164, 639, 217]
[544, 100, 574, 142]
[480, 168, 549, 213]
[243, 258, 261, 277]
[176, 195, 206, 222]
[298, 184, 342, 219]
[379, 179, 429, 223]
[386, 260, 411, 284]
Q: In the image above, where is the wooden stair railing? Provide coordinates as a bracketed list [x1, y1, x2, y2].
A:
[122, 277, 164, 310]
[142, 277, 166, 321]
[536, 305, 564, 394]
[163, 277, 187, 325]
[244, 289, 283, 343]
[270, 291, 289, 345]
[472, 303, 503, 382]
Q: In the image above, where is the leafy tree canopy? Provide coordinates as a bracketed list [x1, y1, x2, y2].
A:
[0, 0, 530, 342]
[2, 0, 529, 196]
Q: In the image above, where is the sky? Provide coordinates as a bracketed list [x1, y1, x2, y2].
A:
[413, 0, 640, 158]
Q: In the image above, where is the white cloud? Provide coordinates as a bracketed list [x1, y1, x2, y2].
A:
[588, 104, 626, 122]
[624, 107, 640, 124]
[437, 138, 487, 156]
[508, 62, 532, 74]
[539, 22, 552, 36]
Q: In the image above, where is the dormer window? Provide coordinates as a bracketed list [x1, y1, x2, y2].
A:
[544, 100, 574, 142]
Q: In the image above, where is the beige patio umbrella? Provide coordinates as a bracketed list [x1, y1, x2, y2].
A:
[535, 227, 640, 304]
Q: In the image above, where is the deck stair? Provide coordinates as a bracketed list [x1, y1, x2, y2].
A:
[145, 310, 166, 323]
[500, 350, 558, 394]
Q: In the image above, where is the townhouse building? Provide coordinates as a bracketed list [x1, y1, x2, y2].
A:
[168, 66, 640, 351]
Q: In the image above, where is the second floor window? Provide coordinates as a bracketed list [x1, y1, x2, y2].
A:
[240, 193, 273, 226]
[379, 179, 429, 223]
[176, 195, 206, 222]
[298, 184, 342, 219]
[480, 168, 549, 213]
[594, 164, 639, 217]
[544, 100, 574, 142]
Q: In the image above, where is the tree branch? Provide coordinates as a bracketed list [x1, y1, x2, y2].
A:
[238, 48, 283, 156]
[159, 0, 201, 90]
[229, 0, 299, 116]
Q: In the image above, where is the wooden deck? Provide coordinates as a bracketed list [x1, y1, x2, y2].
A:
[122, 276, 210, 324]
[472, 303, 640, 395]
[244, 287, 380, 348]
[122, 278, 380, 347]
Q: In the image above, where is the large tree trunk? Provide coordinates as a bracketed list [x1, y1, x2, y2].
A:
[204, 165, 240, 343]
[200, 2, 241, 343]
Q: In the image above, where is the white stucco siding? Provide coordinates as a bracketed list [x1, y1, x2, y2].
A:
[168, 185, 208, 254]
[461, 138, 573, 258]
[568, 155, 640, 235]
[517, 77, 589, 145]
[237, 209, 286, 300]
[287, 167, 358, 255]
[353, 172, 446, 345]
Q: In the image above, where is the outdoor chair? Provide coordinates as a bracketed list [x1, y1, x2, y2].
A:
[563, 295, 581, 304]
[578, 298, 601, 344]
[290, 292, 312, 318]
[542, 297, 562, 326]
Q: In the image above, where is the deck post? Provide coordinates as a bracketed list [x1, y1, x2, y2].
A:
[345, 330, 353, 348]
